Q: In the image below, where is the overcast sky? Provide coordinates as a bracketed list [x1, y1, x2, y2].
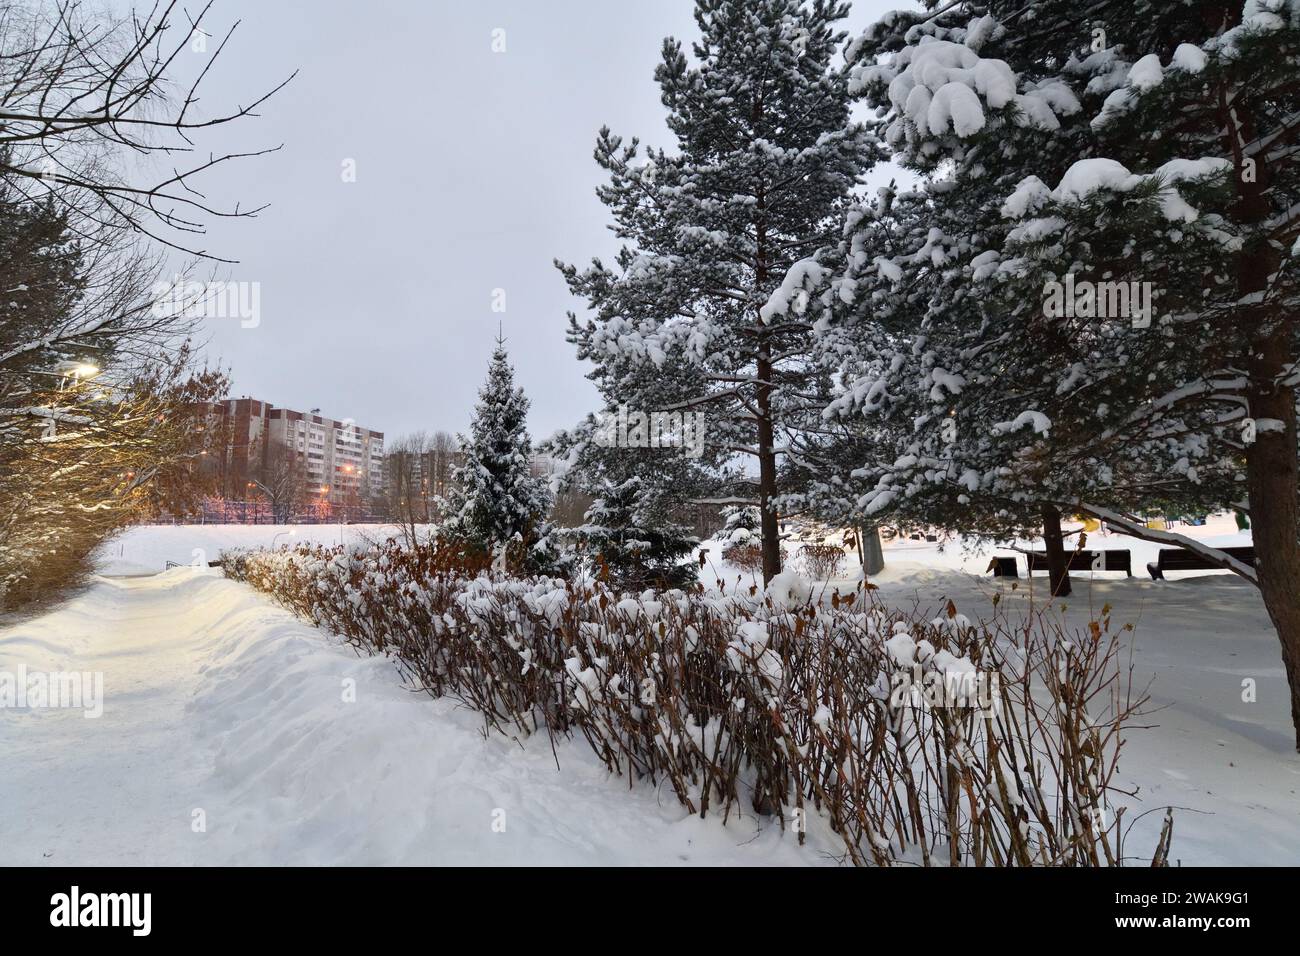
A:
[156, 0, 910, 441]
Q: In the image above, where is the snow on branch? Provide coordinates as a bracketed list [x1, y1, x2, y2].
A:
[1069, 503, 1259, 585]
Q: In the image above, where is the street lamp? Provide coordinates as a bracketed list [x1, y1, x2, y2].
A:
[57, 362, 101, 390]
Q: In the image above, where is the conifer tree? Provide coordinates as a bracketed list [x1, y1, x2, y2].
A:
[821, 0, 1300, 743]
[545, 341, 726, 531]
[445, 335, 552, 566]
[558, 0, 880, 583]
[576, 476, 698, 591]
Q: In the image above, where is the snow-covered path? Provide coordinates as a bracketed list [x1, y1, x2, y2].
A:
[0, 569, 823, 866]
[1, 573, 213, 864]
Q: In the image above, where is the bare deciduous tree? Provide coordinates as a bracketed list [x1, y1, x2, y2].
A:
[383, 431, 462, 546]
[0, 0, 289, 608]
[0, 0, 294, 260]
[249, 439, 307, 525]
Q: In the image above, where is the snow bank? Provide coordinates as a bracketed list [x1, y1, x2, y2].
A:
[7, 522, 1294, 865]
[97, 523, 414, 574]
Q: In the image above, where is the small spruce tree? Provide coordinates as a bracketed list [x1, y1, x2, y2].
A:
[445, 335, 552, 570]
[578, 477, 698, 591]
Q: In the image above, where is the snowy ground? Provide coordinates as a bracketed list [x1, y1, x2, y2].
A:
[2, 520, 1297, 866]
[0, 565, 827, 866]
[92, 523, 417, 577]
[868, 557, 1300, 866]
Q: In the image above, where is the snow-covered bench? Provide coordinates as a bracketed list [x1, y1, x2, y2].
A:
[1027, 549, 1133, 577]
[1146, 546, 1255, 580]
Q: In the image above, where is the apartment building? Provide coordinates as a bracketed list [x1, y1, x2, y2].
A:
[267, 407, 385, 503]
[207, 398, 385, 508]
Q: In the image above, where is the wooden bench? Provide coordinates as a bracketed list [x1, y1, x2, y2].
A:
[987, 556, 1019, 578]
[1147, 546, 1255, 580]
[1028, 550, 1133, 577]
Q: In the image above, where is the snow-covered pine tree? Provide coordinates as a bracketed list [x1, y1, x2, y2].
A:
[445, 335, 552, 570]
[806, 6, 1119, 595]
[576, 476, 698, 591]
[558, 0, 880, 583]
[718, 503, 762, 544]
[823, 1, 1300, 742]
[815, 3, 1234, 592]
[988, 0, 1300, 742]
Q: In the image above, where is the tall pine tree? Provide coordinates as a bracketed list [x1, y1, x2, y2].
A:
[821, 1, 1300, 743]
[559, 0, 880, 583]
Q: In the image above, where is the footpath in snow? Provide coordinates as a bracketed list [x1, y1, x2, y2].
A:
[0, 568, 820, 866]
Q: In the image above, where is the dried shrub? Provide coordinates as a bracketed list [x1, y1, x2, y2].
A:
[225, 540, 1171, 867]
[723, 544, 764, 571]
[798, 544, 846, 580]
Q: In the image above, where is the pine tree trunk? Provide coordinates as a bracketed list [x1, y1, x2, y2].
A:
[1041, 505, 1072, 598]
[756, 346, 781, 585]
[753, 177, 781, 586]
[1245, 333, 1300, 751]
[1233, 104, 1300, 749]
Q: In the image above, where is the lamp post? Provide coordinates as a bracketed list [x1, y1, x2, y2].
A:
[4, 362, 103, 438]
